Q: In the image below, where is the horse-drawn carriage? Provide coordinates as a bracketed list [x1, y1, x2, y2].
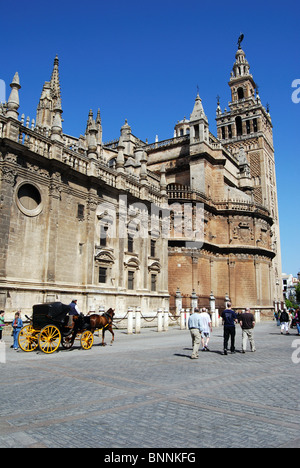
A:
[18, 302, 115, 354]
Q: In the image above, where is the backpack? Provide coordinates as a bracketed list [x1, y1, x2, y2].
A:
[280, 311, 289, 322]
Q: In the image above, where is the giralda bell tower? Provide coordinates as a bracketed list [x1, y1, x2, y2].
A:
[216, 35, 283, 308]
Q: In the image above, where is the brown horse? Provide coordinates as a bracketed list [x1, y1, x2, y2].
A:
[88, 308, 115, 346]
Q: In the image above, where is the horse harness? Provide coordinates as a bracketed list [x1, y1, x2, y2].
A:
[101, 312, 113, 330]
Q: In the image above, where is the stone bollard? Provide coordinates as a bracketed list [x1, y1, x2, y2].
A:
[163, 309, 169, 332]
[255, 310, 260, 323]
[212, 311, 216, 327]
[210, 291, 216, 326]
[185, 309, 190, 330]
[191, 290, 198, 311]
[180, 309, 185, 330]
[127, 307, 133, 334]
[135, 307, 141, 334]
[215, 309, 220, 326]
[175, 288, 182, 315]
[157, 308, 163, 332]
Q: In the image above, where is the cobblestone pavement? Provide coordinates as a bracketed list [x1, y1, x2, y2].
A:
[0, 321, 300, 448]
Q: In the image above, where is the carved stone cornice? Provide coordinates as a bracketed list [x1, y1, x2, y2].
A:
[0, 165, 17, 185]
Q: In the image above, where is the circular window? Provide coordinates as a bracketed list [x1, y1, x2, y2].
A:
[16, 183, 42, 216]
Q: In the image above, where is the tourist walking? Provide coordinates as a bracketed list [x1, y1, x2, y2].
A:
[0, 310, 5, 342]
[277, 310, 281, 326]
[222, 302, 238, 355]
[11, 311, 23, 350]
[295, 309, 300, 336]
[279, 309, 290, 335]
[188, 308, 202, 359]
[199, 308, 212, 351]
[239, 308, 256, 353]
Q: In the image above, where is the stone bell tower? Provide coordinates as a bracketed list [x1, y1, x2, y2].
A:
[216, 35, 283, 306]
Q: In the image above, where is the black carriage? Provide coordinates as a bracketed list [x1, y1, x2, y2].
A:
[18, 302, 94, 354]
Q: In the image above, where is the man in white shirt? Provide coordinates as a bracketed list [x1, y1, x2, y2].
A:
[199, 308, 212, 351]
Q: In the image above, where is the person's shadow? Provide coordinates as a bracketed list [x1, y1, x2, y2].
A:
[174, 348, 225, 358]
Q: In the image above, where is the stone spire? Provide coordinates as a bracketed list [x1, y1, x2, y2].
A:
[96, 108, 102, 144]
[85, 109, 102, 147]
[50, 55, 61, 103]
[6, 72, 21, 119]
[189, 93, 209, 145]
[84, 110, 100, 159]
[36, 56, 62, 131]
[85, 109, 94, 136]
[190, 93, 208, 122]
[216, 95, 222, 116]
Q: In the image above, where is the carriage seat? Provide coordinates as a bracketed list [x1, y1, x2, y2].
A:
[65, 315, 75, 329]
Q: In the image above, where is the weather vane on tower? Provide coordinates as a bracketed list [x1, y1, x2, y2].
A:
[237, 33, 244, 49]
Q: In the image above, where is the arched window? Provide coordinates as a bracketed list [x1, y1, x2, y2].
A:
[246, 120, 251, 134]
[237, 87, 244, 100]
[235, 116, 243, 137]
[253, 118, 258, 132]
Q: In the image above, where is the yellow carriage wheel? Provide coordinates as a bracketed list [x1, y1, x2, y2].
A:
[18, 325, 38, 352]
[38, 325, 61, 354]
[80, 330, 94, 350]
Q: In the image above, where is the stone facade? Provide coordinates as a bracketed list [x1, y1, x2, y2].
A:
[0, 41, 283, 320]
[0, 60, 169, 319]
[146, 44, 282, 317]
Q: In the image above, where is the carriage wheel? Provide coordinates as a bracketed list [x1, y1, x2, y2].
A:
[18, 325, 38, 352]
[80, 330, 94, 350]
[38, 325, 61, 354]
[61, 334, 74, 349]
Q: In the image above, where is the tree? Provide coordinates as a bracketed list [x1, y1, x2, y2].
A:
[286, 298, 297, 310]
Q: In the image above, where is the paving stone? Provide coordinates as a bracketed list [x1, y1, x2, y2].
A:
[0, 322, 299, 448]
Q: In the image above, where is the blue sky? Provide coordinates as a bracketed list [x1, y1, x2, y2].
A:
[1, 0, 299, 276]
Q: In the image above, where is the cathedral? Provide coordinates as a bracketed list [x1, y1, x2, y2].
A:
[0, 39, 283, 320]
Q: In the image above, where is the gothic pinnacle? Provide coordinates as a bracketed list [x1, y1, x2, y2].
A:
[7, 72, 21, 119]
[50, 55, 61, 101]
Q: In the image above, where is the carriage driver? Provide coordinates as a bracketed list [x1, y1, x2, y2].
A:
[69, 299, 80, 316]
